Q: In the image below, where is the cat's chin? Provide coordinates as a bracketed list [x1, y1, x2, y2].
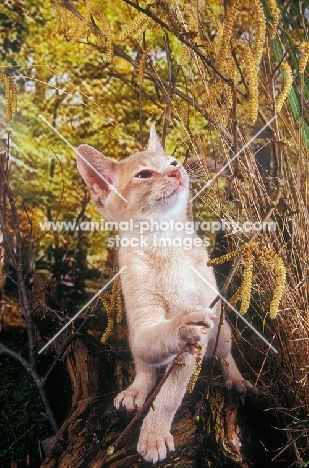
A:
[156, 183, 186, 202]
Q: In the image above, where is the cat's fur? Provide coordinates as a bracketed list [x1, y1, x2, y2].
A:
[77, 126, 253, 464]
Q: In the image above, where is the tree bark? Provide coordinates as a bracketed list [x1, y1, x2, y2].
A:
[31, 274, 292, 468]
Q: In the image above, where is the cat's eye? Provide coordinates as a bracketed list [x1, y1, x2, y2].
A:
[135, 170, 153, 178]
[170, 160, 178, 167]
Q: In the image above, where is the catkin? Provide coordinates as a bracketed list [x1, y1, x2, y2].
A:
[100, 273, 123, 343]
[246, 47, 259, 125]
[185, 5, 202, 45]
[260, 251, 286, 318]
[229, 286, 243, 307]
[252, 0, 266, 67]
[93, 9, 113, 63]
[276, 62, 293, 113]
[269, 261, 286, 318]
[208, 243, 285, 318]
[215, 23, 223, 54]
[69, 0, 92, 43]
[173, 98, 188, 140]
[299, 42, 309, 74]
[0, 72, 17, 120]
[119, 13, 150, 41]
[179, 44, 189, 66]
[267, 0, 280, 39]
[54, 0, 70, 34]
[138, 47, 150, 85]
[187, 344, 203, 392]
[217, 0, 240, 64]
[240, 250, 254, 314]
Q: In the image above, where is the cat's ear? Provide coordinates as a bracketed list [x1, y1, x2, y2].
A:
[147, 124, 165, 154]
[76, 144, 116, 196]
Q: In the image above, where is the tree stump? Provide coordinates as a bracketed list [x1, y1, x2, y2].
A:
[31, 274, 292, 468]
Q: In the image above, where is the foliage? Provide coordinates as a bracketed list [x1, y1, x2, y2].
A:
[0, 353, 52, 463]
[0, 0, 309, 464]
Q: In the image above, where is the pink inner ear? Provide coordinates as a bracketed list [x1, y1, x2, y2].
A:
[77, 144, 116, 195]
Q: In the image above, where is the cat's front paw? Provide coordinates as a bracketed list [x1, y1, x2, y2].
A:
[137, 409, 174, 463]
[178, 308, 215, 349]
[114, 385, 148, 411]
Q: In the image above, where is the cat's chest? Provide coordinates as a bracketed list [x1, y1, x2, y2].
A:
[156, 253, 216, 308]
[119, 245, 217, 313]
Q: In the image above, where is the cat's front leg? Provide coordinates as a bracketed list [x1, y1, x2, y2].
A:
[114, 360, 157, 411]
[130, 307, 216, 366]
[137, 352, 196, 463]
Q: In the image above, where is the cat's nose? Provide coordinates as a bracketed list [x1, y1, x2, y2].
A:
[168, 169, 181, 180]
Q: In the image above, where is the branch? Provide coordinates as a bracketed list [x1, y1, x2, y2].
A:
[120, 0, 235, 85]
[58, 0, 232, 142]
[113, 43, 232, 142]
[0, 166, 37, 368]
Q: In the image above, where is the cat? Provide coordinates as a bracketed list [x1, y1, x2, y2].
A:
[76, 125, 253, 464]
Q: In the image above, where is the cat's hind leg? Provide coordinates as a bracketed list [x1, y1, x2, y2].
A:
[114, 360, 157, 411]
[216, 319, 254, 392]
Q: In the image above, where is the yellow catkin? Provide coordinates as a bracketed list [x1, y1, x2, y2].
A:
[260, 251, 286, 318]
[252, 0, 266, 68]
[209, 243, 285, 318]
[235, 41, 259, 122]
[215, 22, 223, 54]
[187, 344, 203, 393]
[218, 0, 240, 64]
[115, 278, 123, 324]
[100, 273, 123, 343]
[240, 251, 254, 314]
[174, 98, 188, 140]
[93, 9, 113, 63]
[299, 42, 309, 74]
[0, 72, 17, 120]
[119, 13, 150, 41]
[54, 0, 69, 34]
[179, 44, 189, 66]
[269, 261, 286, 318]
[247, 48, 259, 125]
[185, 5, 202, 45]
[267, 0, 280, 39]
[138, 47, 150, 85]
[101, 315, 114, 344]
[276, 62, 293, 113]
[237, 0, 266, 126]
[229, 286, 243, 307]
[69, 0, 92, 43]
[207, 242, 259, 266]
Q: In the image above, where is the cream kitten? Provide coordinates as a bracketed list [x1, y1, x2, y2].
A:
[77, 126, 253, 464]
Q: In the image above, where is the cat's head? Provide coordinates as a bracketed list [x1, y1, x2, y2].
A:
[76, 125, 189, 222]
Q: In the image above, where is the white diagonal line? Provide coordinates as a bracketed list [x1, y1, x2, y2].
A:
[39, 114, 128, 203]
[190, 115, 278, 202]
[190, 266, 278, 353]
[38, 267, 127, 354]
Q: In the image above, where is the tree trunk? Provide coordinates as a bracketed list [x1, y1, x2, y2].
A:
[31, 274, 292, 468]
